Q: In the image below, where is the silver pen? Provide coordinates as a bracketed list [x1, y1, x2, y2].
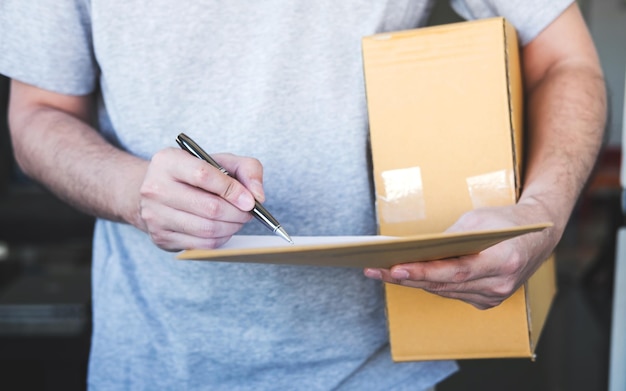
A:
[176, 133, 294, 244]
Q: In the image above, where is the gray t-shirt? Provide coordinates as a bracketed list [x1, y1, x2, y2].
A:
[0, 1, 572, 389]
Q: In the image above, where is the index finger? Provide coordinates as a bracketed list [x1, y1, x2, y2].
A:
[390, 256, 485, 284]
[174, 150, 257, 212]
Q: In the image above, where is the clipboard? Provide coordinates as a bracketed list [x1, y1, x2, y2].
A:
[177, 222, 551, 268]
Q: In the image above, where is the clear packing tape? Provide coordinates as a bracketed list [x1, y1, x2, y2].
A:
[378, 166, 425, 223]
[466, 169, 516, 209]
[377, 167, 515, 224]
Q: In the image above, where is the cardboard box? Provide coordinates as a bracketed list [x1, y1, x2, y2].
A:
[362, 18, 556, 360]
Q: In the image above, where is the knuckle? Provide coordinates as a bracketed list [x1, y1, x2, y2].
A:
[236, 155, 260, 169]
[426, 282, 448, 292]
[149, 230, 170, 248]
[204, 238, 228, 250]
[150, 148, 177, 170]
[203, 198, 223, 218]
[489, 280, 517, 299]
[246, 157, 263, 171]
[150, 149, 168, 164]
[501, 255, 523, 276]
[139, 204, 156, 225]
[139, 181, 160, 199]
[197, 221, 218, 238]
[456, 211, 483, 228]
[486, 297, 505, 309]
[191, 165, 211, 184]
[451, 268, 471, 283]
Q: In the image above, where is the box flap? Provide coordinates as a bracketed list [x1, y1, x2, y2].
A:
[503, 19, 524, 198]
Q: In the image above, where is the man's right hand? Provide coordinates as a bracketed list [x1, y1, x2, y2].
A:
[137, 148, 265, 251]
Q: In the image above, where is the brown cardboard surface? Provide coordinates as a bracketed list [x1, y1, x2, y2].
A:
[364, 18, 520, 235]
[178, 223, 550, 268]
[362, 17, 556, 360]
[527, 254, 558, 353]
[386, 285, 532, 360]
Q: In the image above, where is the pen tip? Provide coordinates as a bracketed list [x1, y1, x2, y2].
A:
[276, 227, 294, 245]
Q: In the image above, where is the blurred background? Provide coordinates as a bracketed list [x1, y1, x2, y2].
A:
[0, 1, 624, 390]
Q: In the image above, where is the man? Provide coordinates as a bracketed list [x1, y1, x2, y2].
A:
[0, 1, 605, 390]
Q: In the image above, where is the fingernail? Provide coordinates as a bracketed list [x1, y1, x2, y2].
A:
[364, 268, 382, 280]
[238, 192, 255, 210]
[391, 269, 409, 280]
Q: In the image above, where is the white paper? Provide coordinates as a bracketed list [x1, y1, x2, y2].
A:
[219, 235, 395, 250]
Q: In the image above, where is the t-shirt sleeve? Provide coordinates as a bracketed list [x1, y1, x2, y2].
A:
[0, 0, 97, 95]
[449, 0, 574, 45]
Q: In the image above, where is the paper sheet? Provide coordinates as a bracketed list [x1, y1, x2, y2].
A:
[217, 235, 392, 249]
[177, 223, 552, 268]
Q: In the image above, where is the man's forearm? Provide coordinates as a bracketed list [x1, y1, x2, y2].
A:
[10, 104, 148, 228]
[520, 61, 606, 239]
